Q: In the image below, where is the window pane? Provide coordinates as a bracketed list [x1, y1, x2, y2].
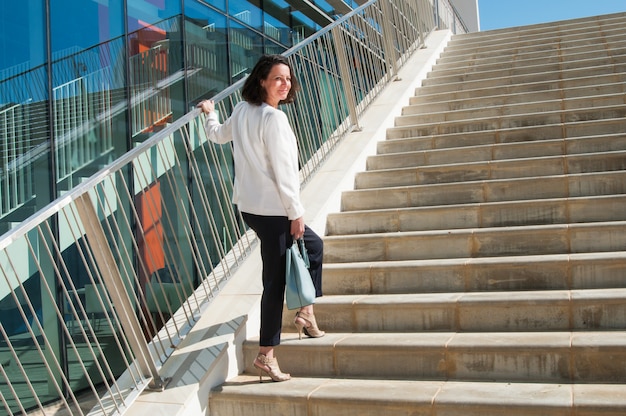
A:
[185, 2, 229, 104]
[50, 0, 128, 194]
[229, 0, 263, 31]
[229, 21, 264, 83]
[203, 0, 226, 12]
[0, 2, 46, 74]
[291, 11, 322, 44]
[51, 0, 125, 57]
[127, 0, 182, 31]
[0, 2, 51, 233]
[127, 0, 185, 143]
[263, 10, 291, 47]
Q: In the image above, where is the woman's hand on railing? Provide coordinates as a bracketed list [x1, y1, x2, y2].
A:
[197, 99, 215, 114]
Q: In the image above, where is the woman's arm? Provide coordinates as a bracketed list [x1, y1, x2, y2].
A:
[197, 99, 233, 144]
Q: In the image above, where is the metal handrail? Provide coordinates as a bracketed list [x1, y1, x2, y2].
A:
[436, 0, 470, 34]
[0, 1, 465, 414]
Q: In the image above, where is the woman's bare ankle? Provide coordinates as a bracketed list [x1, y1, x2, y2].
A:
[258, 346, 274, 359]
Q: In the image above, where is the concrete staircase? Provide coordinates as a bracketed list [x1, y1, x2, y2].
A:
[210, 12, 626, 415]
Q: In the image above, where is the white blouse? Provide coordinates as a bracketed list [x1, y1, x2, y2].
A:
[204, 101, 305, 220]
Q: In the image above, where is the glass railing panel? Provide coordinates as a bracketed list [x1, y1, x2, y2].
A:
[0, 211, 141, 415]
[0, 113, 252, 414]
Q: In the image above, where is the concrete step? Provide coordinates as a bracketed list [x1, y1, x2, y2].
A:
[240, 331, 626, 383]
[415, 71, 626, 99]
[377, 132, 626, 159]
[441, 30, 626, 65]
[342, 170, 626, 211]
[407, 83, 626, 112]
[442, 18, 626, 60]
[371, 134, 626, 168]
[382, 122, 626, 153]
[396, 101, 626, 129]
[282, 288, 626, 332]
[322, 221, 626, 263]
[210, 377, 626, 416]
[354, 151, 626, 190]
[399, 93, 626, 125]
[322, 253, 626, 295]
[386, 115, 625, 141]
[437, 38, 626, 76]
[445, 13, 626, 49]
[418, 62, 626, 94]
[326, 195, 626, 235]
[414, 75, 626, 106]
[423, 53, 626, 87]
[431, 43, 626, 78]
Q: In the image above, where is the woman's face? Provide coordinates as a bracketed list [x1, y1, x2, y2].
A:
[260, 63, 292, 107]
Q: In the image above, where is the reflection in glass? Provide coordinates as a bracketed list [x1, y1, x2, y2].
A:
[229, 21, 264, 83]
[0, 2, 50, 233]
[291, 11, 322, 45]
[127, 17, 185, 144]
[184, 3, 229, 104]
[263, 12, 290, 47]
[51, 38, 127, 193]
[126, 1, 185, 144]
[49, 0, 128, 192]
[126, 0, 181, 31]
[228, 0, 263, 31]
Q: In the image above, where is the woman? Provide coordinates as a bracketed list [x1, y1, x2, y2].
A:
[197, 55, 324, 383]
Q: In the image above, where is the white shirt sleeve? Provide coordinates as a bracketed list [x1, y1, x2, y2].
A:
[204, 110, 233, 144]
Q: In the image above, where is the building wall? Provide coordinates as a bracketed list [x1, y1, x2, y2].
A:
[451, 0, 480, 32]
[0, 0, 331, 233]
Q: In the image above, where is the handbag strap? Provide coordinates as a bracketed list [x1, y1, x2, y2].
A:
[296, 238, 310, 268]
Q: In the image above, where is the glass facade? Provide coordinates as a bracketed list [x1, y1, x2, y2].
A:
[0, 0, 332, 230]
[0, 0, 335, 412]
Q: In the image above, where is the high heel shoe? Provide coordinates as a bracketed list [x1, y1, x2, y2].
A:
[253, 353, 291, 382]
[294, 311, 325, 340]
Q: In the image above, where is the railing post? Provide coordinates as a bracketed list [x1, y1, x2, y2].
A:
[74, 193, 168, 391]
[331, 25, 361, 131]
[380, 0, 399, 80]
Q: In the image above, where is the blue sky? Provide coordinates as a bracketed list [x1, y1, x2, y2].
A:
[478, 0, 626, 31]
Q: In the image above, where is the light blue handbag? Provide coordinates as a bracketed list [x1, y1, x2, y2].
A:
[285, 239, 316, 310]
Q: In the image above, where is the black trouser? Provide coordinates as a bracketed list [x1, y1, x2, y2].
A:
[242, 212, 323, 347]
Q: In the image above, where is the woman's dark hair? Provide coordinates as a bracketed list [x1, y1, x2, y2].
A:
[241, 54, 300, 105]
